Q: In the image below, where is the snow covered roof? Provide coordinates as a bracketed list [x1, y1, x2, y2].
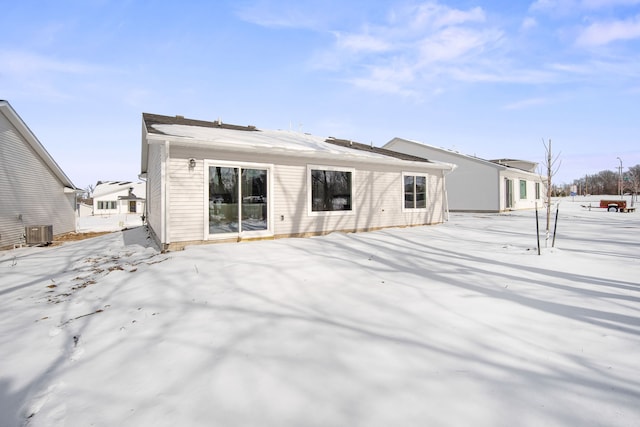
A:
[385, 137, 538, 174]
[141, 113, 454, 171]
[94, 181, 144, 198]
[489, 159, 538, 173]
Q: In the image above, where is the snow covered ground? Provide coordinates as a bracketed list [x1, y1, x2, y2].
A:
[1, 196, 639, 427]
[75, 213, 143, 233]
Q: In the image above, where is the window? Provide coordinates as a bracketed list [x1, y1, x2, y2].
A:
[308, 166, 354, 214]
[97, 201, 116, 210]
[403, 173, 427, 209]
[208, 165, 268, 235]
[535, 182, 541, 199]
[519, 180, 527, 199]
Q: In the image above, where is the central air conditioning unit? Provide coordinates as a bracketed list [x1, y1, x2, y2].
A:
[25, 225, 53, 246]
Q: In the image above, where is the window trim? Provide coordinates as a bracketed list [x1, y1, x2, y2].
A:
[519, 179, 527, 200]
[402, 172, 429, 212]
[307, 164, 356, 216]
[203, 159, 274, 240]
[97, 200, 116, 210]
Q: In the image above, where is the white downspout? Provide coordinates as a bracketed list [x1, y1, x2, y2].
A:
[160, 140, 171, 248]
[442, 169, 449, 222]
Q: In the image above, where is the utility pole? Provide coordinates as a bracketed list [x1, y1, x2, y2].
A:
[617, 157, 623, 198]
[546, 139, 552, 234]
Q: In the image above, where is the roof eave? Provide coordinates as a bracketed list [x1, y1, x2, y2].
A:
[146, 133, 454, 171]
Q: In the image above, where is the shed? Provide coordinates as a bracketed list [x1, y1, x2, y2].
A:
[384, 138, 544, 212]
[0, 100, 78, 248]
[140, 113, 454, 250]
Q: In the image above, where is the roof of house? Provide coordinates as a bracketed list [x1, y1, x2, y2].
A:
[0, 100, 78, 190]
[324, 137, 435, 163]
[385, 137, 539, 174]
[489, 158, 538, 173]
[94, 181, 144, 198]
[141, 113, 454, 172]
[143, 113, 259, 134]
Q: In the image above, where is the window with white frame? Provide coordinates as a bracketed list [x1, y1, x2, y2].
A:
[519, 180, 527, 199]
[308, 166, 354, 214]
[97, 201, 117, 210]
[207, 163, 270, 235]
[403, 173, 427, 209]
[535, 182, 541, 199]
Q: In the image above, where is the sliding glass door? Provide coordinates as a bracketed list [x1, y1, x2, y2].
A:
[209, 165, 269, 236]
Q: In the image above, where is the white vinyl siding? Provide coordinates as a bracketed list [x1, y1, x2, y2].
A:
[145, 142, 164, 240]
[151, 143, 447, 248]
[385, 138, 543, 213]
[0, 111, 75, 248]
[307, 165, 355, 216]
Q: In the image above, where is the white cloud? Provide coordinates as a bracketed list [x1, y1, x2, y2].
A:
[581, 0, 640, 8]
[576, 15, 640, 46]
[314, 2, 509, 95]
[529, 0, 578, 14]
[530, 0, 640, 12]
[334, 32, 392, 53]
[521, 17, 538, 31]
[348, 60, 418, 97]
[234, 0, 337, 30]
[417, 27, 503, 64]
[408, 2, 485, 30]
[503, 97, 550, 110]
[0, 49, 94, 75]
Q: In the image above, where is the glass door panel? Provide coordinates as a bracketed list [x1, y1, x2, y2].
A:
[415, 176, 426, 208]
[404, 176, 415, 208]
[505, 178, 513, 208]
[209, 167, 239, 234]
[241, 169, 268, 231]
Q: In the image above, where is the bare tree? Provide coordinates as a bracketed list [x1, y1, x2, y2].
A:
[626, 165, 640, 205]
[84, 183, 95, 199]
[540, 138, 561, 246]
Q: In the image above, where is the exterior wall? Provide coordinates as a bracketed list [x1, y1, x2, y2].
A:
[501, 170, 544, 211]
[0, 111, 76, 248]
[155, 144, 446, 248]
[145, 142, 164, 243]
[93, 196, 144, 215]
[439, 155, 499, 212]
[93, 182, 146, 215]
[383, 140, 500, 212]
[385, 139, 543, 212]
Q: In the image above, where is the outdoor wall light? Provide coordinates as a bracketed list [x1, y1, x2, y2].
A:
[188, 158, 196, 168]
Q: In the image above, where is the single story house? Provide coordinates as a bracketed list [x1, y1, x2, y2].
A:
[93, 181, 146, 216]
[0, 100, 78, 248]
[140, 113, 455, 250]
[384, 138, 544, 212]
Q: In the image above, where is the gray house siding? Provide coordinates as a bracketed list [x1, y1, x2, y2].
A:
[0, 102, 76, 249]
[384, 138, 542, 212]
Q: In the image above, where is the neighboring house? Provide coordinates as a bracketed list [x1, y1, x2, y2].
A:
[140, 113, 454, 250]
[384, 138, 544, 212]
[93, 181, 146, 215]
[0, 100, 78, 248]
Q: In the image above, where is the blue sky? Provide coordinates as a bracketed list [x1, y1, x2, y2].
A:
[2, 0, 639, 189]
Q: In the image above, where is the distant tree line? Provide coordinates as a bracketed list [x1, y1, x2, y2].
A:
[555, 164, 640, 196]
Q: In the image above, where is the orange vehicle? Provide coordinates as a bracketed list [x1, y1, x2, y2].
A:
[599, 200, 634, 212]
